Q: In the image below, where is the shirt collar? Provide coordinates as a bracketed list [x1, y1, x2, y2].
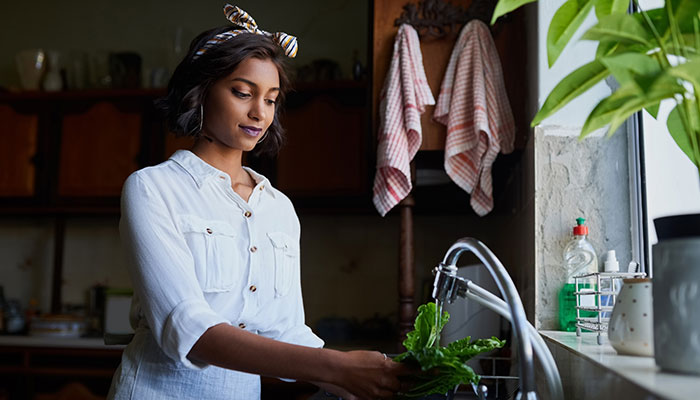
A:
[170, 150, 276, 198]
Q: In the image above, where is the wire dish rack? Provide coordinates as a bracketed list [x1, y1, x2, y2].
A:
[309, 355, 519, 399]
[573, 271, 646, 344]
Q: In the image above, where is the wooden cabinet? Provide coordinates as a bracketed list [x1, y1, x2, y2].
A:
[58, 102, 142, 198]
[276, 81, 370, 198]
[0, 341, 318, 400]
[0, 84, 373, 214]
[0, 89, 167, 214]
[0, 342, 122, 399]
[0, 105, 38, 197]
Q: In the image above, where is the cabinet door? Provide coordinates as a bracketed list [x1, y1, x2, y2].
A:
[58, 102, 141, 197]
[277, 93, 366, 196]
[0, 105, 38, 197]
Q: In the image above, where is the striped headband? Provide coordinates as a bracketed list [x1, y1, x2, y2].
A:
[193, 4, 298, 60]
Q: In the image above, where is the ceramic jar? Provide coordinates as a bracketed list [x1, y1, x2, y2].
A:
[653, 237, 700, 374]
[42, 51, 63, 91]
[608, 278, 654, 357]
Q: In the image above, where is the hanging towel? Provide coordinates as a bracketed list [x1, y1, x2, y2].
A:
[373, 24, 435, 216]
[434, 20, 515, 216]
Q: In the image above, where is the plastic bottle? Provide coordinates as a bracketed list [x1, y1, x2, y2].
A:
[558, 218, 599, 331]
[601, 250, 619, 317]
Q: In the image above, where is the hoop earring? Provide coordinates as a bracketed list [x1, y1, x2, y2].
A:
[198, 104, 204, 133]
[257, 131, 269, 144]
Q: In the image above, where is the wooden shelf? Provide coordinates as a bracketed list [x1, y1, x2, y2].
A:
[0, 88, 165, 101]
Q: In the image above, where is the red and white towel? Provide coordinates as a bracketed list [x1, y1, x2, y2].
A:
[434, 20, 515, 216]
[373, 24, 435, 216]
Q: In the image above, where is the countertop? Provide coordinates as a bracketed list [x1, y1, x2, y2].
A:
[541, 330, 700, 400]
[0, 334, 124, 349]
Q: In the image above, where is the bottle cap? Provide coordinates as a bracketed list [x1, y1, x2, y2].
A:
[573, 217, 588, 235]
[604, 250, 619, 272]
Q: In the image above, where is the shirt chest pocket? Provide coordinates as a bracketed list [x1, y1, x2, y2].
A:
[178, 215, 242, 293]
[266, 232, 299, 298]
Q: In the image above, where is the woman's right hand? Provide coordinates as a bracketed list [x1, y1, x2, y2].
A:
[326, 350, 413, 400]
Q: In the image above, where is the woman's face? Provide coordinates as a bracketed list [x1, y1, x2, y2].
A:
[201, 56, 280, 152]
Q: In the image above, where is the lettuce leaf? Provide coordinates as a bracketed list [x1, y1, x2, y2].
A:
[393, 302, 505, 398]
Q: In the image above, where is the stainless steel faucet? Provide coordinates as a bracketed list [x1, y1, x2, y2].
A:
[432, 237, 563, 400]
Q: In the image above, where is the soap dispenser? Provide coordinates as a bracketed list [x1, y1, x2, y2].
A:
[558, 218, 599, 332]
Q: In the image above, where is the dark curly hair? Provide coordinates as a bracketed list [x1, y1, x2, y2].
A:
[156, 26, 291, 156]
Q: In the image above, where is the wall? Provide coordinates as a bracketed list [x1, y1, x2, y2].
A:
[534, 127, 632, 329]
[532, 0, 633, 329]
[643, 102, 700, 246]
[0, 0, 368, 89]
[0, 211, 511, 335]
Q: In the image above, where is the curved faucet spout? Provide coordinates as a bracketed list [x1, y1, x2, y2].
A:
[434, 237, 537, 399]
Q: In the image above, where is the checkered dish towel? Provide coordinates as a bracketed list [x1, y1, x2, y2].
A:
[433, 20, 515, 216]
[373, 24, 435, 216]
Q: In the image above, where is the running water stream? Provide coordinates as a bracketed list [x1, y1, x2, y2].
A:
[434, 299, 443, 348]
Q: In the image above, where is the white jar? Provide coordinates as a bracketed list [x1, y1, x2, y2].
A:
[608, 278, 654, 357]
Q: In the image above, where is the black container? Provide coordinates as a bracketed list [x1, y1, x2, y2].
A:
[653, 213, 700, 241]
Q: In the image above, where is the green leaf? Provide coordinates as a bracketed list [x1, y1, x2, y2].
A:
[633, 3, 700, 48]
[694, 15, 700, 53]
[645, 103, 661, 119]
[582, 13, 653, 47]
[594, 0, 629, 20]
[394, 303, 506, 398]
[547, 0, 595, 67]
[580, 77, 684, 138]
[532, 60, 609, 126]
[491, 0, 537, 25]
[669, 0, 700, 34]
[667, 103, 698, 164]
[446, 336, 506, 362]
[600, 52, 661, 87]
[595, 40, 619, 58]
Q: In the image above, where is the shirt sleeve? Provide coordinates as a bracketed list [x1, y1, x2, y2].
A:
[262, 276, 324, 383]
[120, 172, 229, 369]
[258, 212, 324, 382]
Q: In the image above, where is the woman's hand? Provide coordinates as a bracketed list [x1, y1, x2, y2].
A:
[327, 350, 413, 399]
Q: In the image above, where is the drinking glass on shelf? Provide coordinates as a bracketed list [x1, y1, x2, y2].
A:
[16, 49, 46, 90]
[88, 50, 112, 88]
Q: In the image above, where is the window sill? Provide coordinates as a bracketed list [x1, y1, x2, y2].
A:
[540, 330, 700, 400]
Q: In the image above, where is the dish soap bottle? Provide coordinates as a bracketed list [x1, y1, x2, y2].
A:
[558, 218, 599, 331]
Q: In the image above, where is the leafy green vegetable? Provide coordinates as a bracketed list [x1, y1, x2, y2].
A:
[393, 302, 505, 398]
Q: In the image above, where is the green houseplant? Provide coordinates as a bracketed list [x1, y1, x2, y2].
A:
[490, 0, 700, 374]
[491, 0, 699, 173]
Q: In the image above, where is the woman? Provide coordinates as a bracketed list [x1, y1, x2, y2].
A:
[108, 5, 409, 400]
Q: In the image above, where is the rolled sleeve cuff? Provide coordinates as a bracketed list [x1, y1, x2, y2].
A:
[161, 298, 229, 370]
[275, 325, 325, 383]
[277, 324, 325, 349]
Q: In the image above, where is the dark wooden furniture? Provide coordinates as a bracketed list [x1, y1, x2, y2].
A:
[0, 89, 169, 313]
[371, 0, 532, 349]
[0, 341, 122, 399]
[277, 80, 370, 199]
[0, 89, 167, 215]
[0, 339, 320, 400]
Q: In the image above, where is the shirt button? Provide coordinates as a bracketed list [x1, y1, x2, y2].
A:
[206, 228, 213, 234]
[238, 323, 246, 329]
[250, 246, 257, 253]
[219, 175, 226, 180]
[259, 185, 264, 191]
[244, 211, 252, 218]
[249, 285, 257, 292]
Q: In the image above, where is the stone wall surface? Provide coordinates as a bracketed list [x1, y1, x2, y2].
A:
[534, 126, 632, 329]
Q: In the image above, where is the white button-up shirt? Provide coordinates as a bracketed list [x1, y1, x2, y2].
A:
[108, 150, 323, 399]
